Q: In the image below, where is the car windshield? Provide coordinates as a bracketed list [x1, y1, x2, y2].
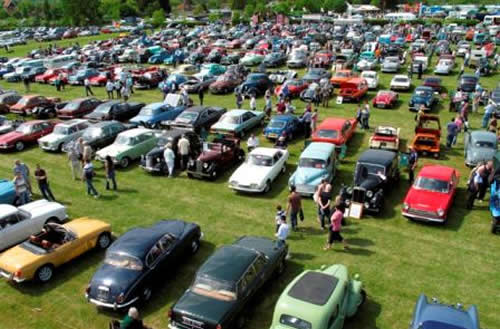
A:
[176, 112, 198, 122]
[363, 73, 375, 79]
[268, 120, 286, 129]
[15, 124, 32, 134]
[414, 177, 449, 193]
[279, 315, 312, 329]
[104, 252, 143, 271]
[139, 106, 157, 116]
[355, 162, 386, 183]
[316, 129, 338, 139]
[474, 140, 495, 148]
[394, 77, 408, 83]
[415, 89, 431, 97]
[17, 97, 30, 105]
[83, 127, 102, 139]
[248, 154, 273, 166]
[299, 158, 326, 169]
[114, 135, 133, 146]
[64, 102, 80, 111]
[94, 103, 113, 113]
[192, 275, 237, 301]
[53, 126, 70, 135]
[220, 114, 239, 124]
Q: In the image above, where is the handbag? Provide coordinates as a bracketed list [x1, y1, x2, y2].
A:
[299, 208, 304, 222]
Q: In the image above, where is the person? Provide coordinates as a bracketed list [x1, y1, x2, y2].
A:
[118, 307, 144, 329]
[198, 87, 204, 106]
[301, 107, 312, 138]
[475, 66, 481, 79]
[115, 80, 122, 99]
[464, 51, 470, 66]
[247, 133, 259, 153]
[415, 105, 425, 124]
[324, 204, 348, 251]
[106, 80, 114, 99]
[127, 75, 134, 95]
[417, 62, 423, 80]
[477, 161, 494, 203]
[55, 75, 61, 91]
[34, 164, 56, 201]
[355, 104, 362, 123]
[82, 141, 93, 163]
[249, 95, 257, 111]
[408, 146, 418, 185]
[361, 104, 370, 130]
[58, 73, 66, 91]
[276, 100, 286, 114]
[13, 160, 31, 194]
[311, 108, 318, 133]
[488, 117, 497, 134]
[177, 134, 190, 171]
[83, 160, 99, 198]
[105, 156, 117, 191]
[286, 185, 303, 231]
[275, 215, 289, 247]
[163, 143, 175, 177]
[84, 78, 94, 96]
[23, 76, 30, 92]
[122, 84, 131, 102]
[472, 91, 480, 113]
[181, 87, 189, 106]
[68, 147, 81, 180]
[236, 92, 243, 109]
[275, 204, 285, 232]
[458, 63, 464, 79]
[318, 184, 332, 230]
[483, 101, 496, 128]
[446, 118, 459, 148]
[13, 172, 30, 205]
[264, 93, 272, 119]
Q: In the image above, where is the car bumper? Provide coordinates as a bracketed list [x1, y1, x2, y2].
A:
[391, 85, 409, 91]
[86, 295, 139, 310]
[402, 211, 445, 223]
[0, 144, 14, 149]
[294, 184, 316, 197]
[39, 143, 59, 151]
[140, 164, 162, 173]
[229, 184, 265, 193]
[0, 269, 26, 283]
[409, 105, 430, 112]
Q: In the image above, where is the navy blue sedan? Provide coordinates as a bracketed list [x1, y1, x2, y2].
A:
[85, 220, 202, 310]
[263, 114, 305, 140]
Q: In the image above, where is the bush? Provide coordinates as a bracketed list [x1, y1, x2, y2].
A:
[232, 11, 241, 25]
[444, 18, 480, 26]
[151, 9, 166, 28]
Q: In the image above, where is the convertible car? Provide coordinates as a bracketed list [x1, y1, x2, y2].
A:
[0, 218, 111, 283]
[372, 90, 399, 109]
[312, 118, 357, 146]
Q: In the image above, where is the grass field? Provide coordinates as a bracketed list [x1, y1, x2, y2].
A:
[0, 38, 498, 329]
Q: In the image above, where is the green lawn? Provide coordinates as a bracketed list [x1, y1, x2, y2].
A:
[0, 40, 498, 329]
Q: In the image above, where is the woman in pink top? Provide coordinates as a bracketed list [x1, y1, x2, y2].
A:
[324, 205, 348, 250]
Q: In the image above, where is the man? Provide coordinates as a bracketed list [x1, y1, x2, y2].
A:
[477, 161, 494, 203]
[68, 146, 81, 180]
[286, 185, 303, 231]
[34, 164, 56, 201]
[247, 133, 259, 153]
[198, 87, 204, 106]
[106, 80, 114, 99]
[482, 101, 496, 128]
[467, 166, 482, 210]
[275, 215, 289, 247]
[13, 160, 31, 194]
[417, 62, 423, 80]
[458, 63, 464, 80]
[13, 172, 30, 205]
[84, 78, 94, 96]
[177, 135, 190, 171]
[408, 146, 418, 185]
[163, 143, 175, 177]
[301, 108, 312, 138]
[181, 87, 189, 106]
[23, 76, 30, 92]
[83, 160, 99, 199]
[464, 51, 470, 66]
[446, 118, 459, 148]
[249, 95, 257, 111]
[322, 85, 330, 108]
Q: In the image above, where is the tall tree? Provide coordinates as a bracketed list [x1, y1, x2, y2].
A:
[61, 0, 100, 25]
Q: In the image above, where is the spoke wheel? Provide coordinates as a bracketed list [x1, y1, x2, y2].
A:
[97, 233, 111, 249]
[36, 265, 53, 283]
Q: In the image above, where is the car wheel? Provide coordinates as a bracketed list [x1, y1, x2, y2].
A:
[120, 157, 130, 168]
[281, 165, 286, 174]
[48, 111, 56, 118]
[190, 238, 200, 254]
[36, 264, 54, 283]
[264, 180, 271, 193]
[433, 152, 440, 159]
[15, 141, 24, 151]
[97, 232, 112, 249]
[209, 169, 218, 181]
[360, 289, 367, 307]
[141, 286, 152, 302]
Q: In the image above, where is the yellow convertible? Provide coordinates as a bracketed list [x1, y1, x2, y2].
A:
[0, 218, 111, 283]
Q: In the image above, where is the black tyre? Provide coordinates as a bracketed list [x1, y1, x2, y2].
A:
[190, 237, 200, 254]
[15, 141, 24, 151]
[120, 157, 130, 168]
[264, 180, 271, 193]
[360, 289, 367, 306]
[97, 232, 112, 249]
[35, 264, 54, 283]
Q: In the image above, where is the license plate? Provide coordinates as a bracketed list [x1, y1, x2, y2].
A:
[268, 133, 277, 138]
[377, 103, 385, 108]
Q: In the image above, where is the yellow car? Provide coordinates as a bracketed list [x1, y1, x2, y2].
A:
[0, 218, 111, 283]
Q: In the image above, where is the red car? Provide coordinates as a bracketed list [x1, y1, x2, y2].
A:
[311, 117, 357, 146]
[372, 90, 399, 109]
[89, 71, 113, 86]
[339, 78, 368, 102]
[10, 95, 60, 115]
[57, 98, 102, 119]
[313, 51, 333, 67]
[482, 42, 495, 57]
[227, 39, 242, 49]
[35, 68, 68, 84]
[402, 165, 459, 223]
[274, 79, 309, 98]
[0, 120, 56, 151]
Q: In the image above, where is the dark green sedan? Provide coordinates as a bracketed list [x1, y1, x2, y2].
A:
[168, 236, 288, 329]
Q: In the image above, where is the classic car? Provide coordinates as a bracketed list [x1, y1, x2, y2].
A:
[194, 64, 226, 81]
[312, 51, 333, 68]
[355, 52, 378, 71]
[96, 128, 160, 168]
[130, 95, 187, 128]
[372, 91, 399, 109]
[0, 200, 67, 251]
[209, 74, 242, 94]
[68, 68, 99, 85]
[0, 64, 14, 78]
[180, 76, 216, 94]
[168, 236, 288, 329]
[381, 56, 401, 73]
[263, 52, 287, 68]
[332, 53, 356, 70]
[66, 121, 128, 152]
[289, 142, 337, 196]
[31, 101, 68, 119]
[86, 220, 202, 310]
[0, 116, 22, 135]
[38, 119, 91, 152]
[411, 115, 441, 158]
[312, 118, 357, 147]
[300, 83, 323, 104]
[409, 86, 438, 112]
[4, 66, 32, 82]
[210, 109, 265, 137]
[134, 70, 165, 89]
[220, 53, 242, 66]
[360, 71, 379, 89]
[10, 95, 60, 116]
[229, 147, 289, 193]
[0, 120, 56, 151]
[148, 50, 170, 64]
[330, 70, 355, 87]
[263, 114, 304, 141]
[235, 73, 274, 97]
[409, 294, 480, 329]
[270, 264, 365, 329]
[84, 101, 145, 122]
[159, 74, 189, 93]
[0, 179, 15, 205]
[140, 130, 200, 175]
[434, 58, 454, 75]
[0, 92, 21, 113]
[458, 74, 479, 93]
[172, 64, 199, 76]
[275, 79, 309, 99]
[456, 41, 471, 57]
[187, 137, 244, 180]
[369, 126, 400, 152]
[410, 56, 429, 73]
[339, 78, 368, 103]
[269, 70, 298, 84]
[340, 149, 400, 213]
[287, 52, 307, 68]
[20, 66, 47, 82]
[88, 71, 112, 86]
[164, 106, 226, 133]
[464, 131, 497, 167]
[423, 77, 443, 93]
[0, 218, 111, 283]
[240, 51, 265, 67]
[57, 98, 102, 120]
[390, 75, 411, 91]
[302, 68, 331, 83]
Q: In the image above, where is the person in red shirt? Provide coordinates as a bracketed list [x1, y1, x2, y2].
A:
[324, 204, 348, 251]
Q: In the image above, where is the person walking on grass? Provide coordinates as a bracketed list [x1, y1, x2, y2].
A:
[198, 87, 204, 106]
[250, 94, 257, 111]
[236, 92, 243, 109]
[106, 80, 114, 99]
[408, 146, 418, 185]
[13, 160, 32, 194]
[274, 204, 285, 233]
[13, 172, 30, 205]
[68, 146, 81, 180]
[275, 215, 289, 247]
[286, 185, 303, 231]
[446, 117, 458, 148]
[324, 204, 348, 251]
[163, 143, 175, 178]
[84, 78, 94, 97]
[318, 184, 332, 230]
[34, 164, 56, 201]
[177, 134, 190, 171]
[82, 160, 99, 199]
[23, 76, 30, 93]
[105, 156, 117, 191]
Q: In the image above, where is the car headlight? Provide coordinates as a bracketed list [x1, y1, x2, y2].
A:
[345, 199, 350, 206]
[203, 162, 209, 169]
[366, 190, 373, 198]
[250, 183, 259, 189]
[156, 157, 161, 162]
[364, 202, 370, 209]
[189, 159, 195, 165]
[437, 208, 444, 217]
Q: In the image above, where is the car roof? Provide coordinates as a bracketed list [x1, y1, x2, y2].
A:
[57, 119, 88, 127]
[358, 149, 396, 166]
[318, 118, 348, 129]
[416, 86, 433, 91]
[271, 114, 296, 122]
[301, 142, 335, 160]
[419, 165, 455, 181]
[470, 130, 497, 142]
[288, 271, 338, 306]
[0, 204, 17, 217]
[119, 128, 153, 137]
[198, 245, 257, 283]
[226, 109, 251, 116]
[249, 147, 283, 157]
[92, 121, 122, 128]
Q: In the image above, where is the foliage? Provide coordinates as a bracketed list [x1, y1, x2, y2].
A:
[243, 3, 255, 19]
[231, 10, 242, 25]
[100, 0, 121, 21]
[231, 0, 246, 10]
[151, 9, 166, 27]
[61, 0, 101, 26]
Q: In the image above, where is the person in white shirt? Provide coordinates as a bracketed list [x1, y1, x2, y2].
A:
[105, 80, 114, 99]
[249, 95, 257, 111]
[177, 135, 190, 171]
[84, 78, 94, 96]
[163, 143, 175, 177]
[247, 133, 259, 152]
[275, 215, 289, 246]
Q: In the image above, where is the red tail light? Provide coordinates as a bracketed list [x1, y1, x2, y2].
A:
[14, 270, 22, 278]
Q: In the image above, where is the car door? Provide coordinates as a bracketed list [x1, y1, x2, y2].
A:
[0, 213, 26, 249]
[447, 171, 459, 211]
[29, 123, 45, 142]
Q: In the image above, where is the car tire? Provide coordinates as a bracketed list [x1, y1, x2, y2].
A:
[237, 150, 245, 162]
[48, 111, 56, 118]
[360, 289, 367, 307]
[96, 232, 112, 250]
[433, 152, 440, 159]
[209, 169, 218, 181]
[264, 180, 271, 193]
[45, 217, 61, 225]
[15, 141, 24, 151]
[187, 173, 194, 179]
[141, 286, 152, 302]
[120, 157, 130, 168]
[190, 237, 200, 254]
[36, 264, 54, 283]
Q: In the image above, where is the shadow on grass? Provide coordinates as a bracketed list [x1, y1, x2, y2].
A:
[345, 297, 382, 329]
[348, 237, 375, 247]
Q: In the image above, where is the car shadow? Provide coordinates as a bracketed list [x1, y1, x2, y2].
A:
[345, 297, 382, 329]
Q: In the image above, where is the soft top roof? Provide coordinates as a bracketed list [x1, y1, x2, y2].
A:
[288, 271, 338, 306]
[358, 149, 396, 167]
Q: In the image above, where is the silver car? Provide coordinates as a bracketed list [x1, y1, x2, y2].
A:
[381, 56, 401, 73]
[38, 119, 91, 152]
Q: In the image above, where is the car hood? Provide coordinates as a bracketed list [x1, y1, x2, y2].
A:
[0, 131, 23, 143]
[145, 146, 164, 158]
[356, 176, 381, 190]
[174, 290, 235, 325]
[375, 94, 391, 102]
[89, 263, 141, 300]
[264, 127, 285, 135]
[19, 199, 64, 218]
[0, 245, 40, 272]
[405, 188, 449, 210]
[230, 163, 273, 185]
[211, 122, 237, 131]
[130, 115, 152, 124]
[292, 168, 327, 185]
[198, 150, 222, 162]
[411, 96, 430, 104]
[97, 144, 130, 158]
[38, 133, 64, 144]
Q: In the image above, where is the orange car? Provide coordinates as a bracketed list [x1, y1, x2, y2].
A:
[339, 78, 369, 102]
[330, 69, 355, 87]
[10, 95, 60, 116]
[410, 114, 441, 158]
[465, 29, 474, 41]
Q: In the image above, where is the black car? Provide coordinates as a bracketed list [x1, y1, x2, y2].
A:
[220, 53, 242, 66]
[31, 101, 68, 119]
[86, 220, 202, 310]
[458, 74, 478, 93]
[302, 67, 331, 83]
[235, 73, 273, 97]
[164, 106, 226, 133]
[340, 149, 400, 214]
[168, 236, 287, 329]
[84, 101, 145, 122]
[263, 52, 288, 68]
[140, 130, 201, 175]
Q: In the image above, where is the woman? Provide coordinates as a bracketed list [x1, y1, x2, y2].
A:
[318, 184, 332, 230]
[313, 179, 327, 227]
[311, 108, 318, 133]
[324, 204, 348, 250]
[105, 156, 117, 191]
[82, 160, 99, 198]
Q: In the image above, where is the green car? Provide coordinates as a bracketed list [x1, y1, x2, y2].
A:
[270, 264, 366, 329]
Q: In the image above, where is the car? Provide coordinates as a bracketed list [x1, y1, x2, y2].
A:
[68, 68, 99, 85]
[288, 142, 337, 196]
[409, 86, 438, 112]
[172, 64, 199, 76]
[0, 116, 22, 135]
[263, 114, 304, 141]
[0, 200, 68, 251]
[134, 70, 165, 89]
[275, 79, 309, 99]
[409, 294, 480, 329]
[464, 131, 497, 167]
[330, 70, 355, 87]
[95, 128, 160, 168]
[262, 52, 287, 67]
[10, 95, 60, 116]
[312, 118, 357, 146]
[129, 95, 187, 128]
[65, 121, 128, 152]
[4, 66, 32, 82]
[390, 75, 411, 91]
[210, 109, 265, 137]
[57, 98, 102, 120]
[229, 147, 289, 193]
[220, 53, 242, 66]
[299, 82, 323, 104]
[194, 64, 226, 81]
[88, 71, 113, 86]
[148, 50, 170, 64]
[31, 101, 68, 119]
[86, 220, 202, 310]
[302, 68, 331, 83]
[0, 179, 15, 205]
[457, 42, 471, 57]
[186, 137, 244, 180]
[287, 52, 307, 68]
[410, 56, 429, 73]
[312, 50, 333, 67]
[0, 92, 21, 113]
[20, 66, 47, 82]
[360, 71, 379, 89]
[209, 74, 243, 94]
[84, 101, 145, 123]
[269, 70, 298, 84]
[423, 77, 443, 93]
[168, 236, 288, 329]
[339, 78, 369, 103]
[0, 120, 56, 151]
[340, 149, 400, 214]
[458, 74, 479, 93]
[235, 73, 274, 97]
[411, 114, 441, 158]
[372, 90, 399, 109]
[163, 106, 226, 134]
[381, 56, 401, 73]
[369, 126, 400, 152]
[38, 119, 91, 152]
[355, 52, 378, 71]
[0, 218, 111, 283]
[180, 75, 216, 94]
[0, 64, 14, 78]
[269, 264, 365, 329]
[434, 58, 454, 75]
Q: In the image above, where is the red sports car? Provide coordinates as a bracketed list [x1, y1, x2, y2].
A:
[372, 90, 399, 109]
[402, 165, 459, 223]
[311, 117, 357, 146]
[274, 79, 309, 98]
[0, 120, 56, 151]
[10, 95, 60, 115]
[35, 68, 68, 84]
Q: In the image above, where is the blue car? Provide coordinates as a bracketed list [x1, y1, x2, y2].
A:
[0, 179, 16, 204]
[129, 95, 186, 128]
[263, 114, 304, 140]
[289, 142, 337, 196]
[158, 74, 188, 93]
[68, 68, 99, 85]
[410, 294, 480, 329]
[148, 50, 170, 64]
[164, 50, 187, 65]
[409, 86, 438, 112]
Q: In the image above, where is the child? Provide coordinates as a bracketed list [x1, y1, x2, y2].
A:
[275, 204, 285, 233]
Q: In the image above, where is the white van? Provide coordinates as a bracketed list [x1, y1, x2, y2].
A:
[483, 15, 500, 26]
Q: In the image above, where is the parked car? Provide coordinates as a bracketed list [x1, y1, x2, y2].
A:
[287, 52, 307, 68]
[10, 95, 60, 116]
[312, 117, 357, 146]
[360, 71, 379, 89]
[57, 98, 102, 119]
[134, 70, 165, 89]
[263, 114, 304, 141]
[381, 56, 401, 73]
[0, 116, 22, 135]
[369, 126, 400, 152]
[0, 120, 56, 151]
[330, 70, 355, 87]
[423, 77, 444, 93]
[0, 92, 21, 113]
[339, 78, 368, 102]
[409, 86, 438, 112]
[0, 218, 111, 283]
[372, 90, 399, 109]
[263, 52, 287, 67]
[390, 75, 411, 91]
[84, 101, 144, 122]
[168, 236, 288, 329]
[180, 75, 216, 94]
[210, 109, 265, 137]
[38, 119, 91, 152]
[240, 51, 265, 66]
[35, 68, 68, 84]
[458, 74, 479, 93]
[86, 220, 202, 310]
[20, 66, 46, 82]
[434, 58, 454, 75]
[300, 83, 322, 104]
[68, 68, 99, 85]
[235, 73, 273, 97]
[0, 179, 15, 205]
[411, 114, 441, 158]
[70, 121, 128, 152]
[464, 131, 497, 167]
[130, 95, 187, 128]
[402, 165, 459, 223]
[302, 68, 331, 83]
[270, 264, 365, 329]
[274, 79, 309, 99]
[31, 101, 67, 119]
[164, 106, 226, 134]
[0, 200, 67, 251]
[209, 74, 242, 94]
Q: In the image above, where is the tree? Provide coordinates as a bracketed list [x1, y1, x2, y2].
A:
[151, 8, 165, 27]
[100, 0, 121, 21]
[42, 0, 52, 21]
[231, 0, 246, 10]
[243, 3, 255, 19]
[325, 0, 346, 13]
[61, 0, 101, 25]
[232, 10, 241, 25]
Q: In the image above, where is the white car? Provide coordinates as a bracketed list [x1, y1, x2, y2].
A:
[434, 59, 454, 75]
[390, 75, 411, 91]
[381, 56, 401, 73]
[456, 42, 470, 57]
[360, 71, 379, 89]
[229, 147, 289, 193]
[38, 119, 91, 152]
[0, 200, 67, 251]
[356, 58, 377, 71]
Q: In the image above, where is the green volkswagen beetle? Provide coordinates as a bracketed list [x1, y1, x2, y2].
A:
[270, 264, 365, 329]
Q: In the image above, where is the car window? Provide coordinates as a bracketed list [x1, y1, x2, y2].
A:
[68, 126, 78, 134]
[41, 122, 51, 130]
[32, 124, 43, 133]
[145, 244, 163, 267]
[253, 255, 267, 274]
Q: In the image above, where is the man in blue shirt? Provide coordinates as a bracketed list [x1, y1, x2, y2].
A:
[482, 101, 496, 129]
[446, 118, 459, 148]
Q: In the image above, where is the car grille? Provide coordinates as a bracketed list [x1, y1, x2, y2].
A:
[97, 286, 110, 301]
[408, 208, 437, 218]
[296, 184, 315, 194]
[177, 316, 205, 329]
[352, 187, 366, 203]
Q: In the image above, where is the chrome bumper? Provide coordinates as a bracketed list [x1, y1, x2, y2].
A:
[402, 211, 444, 223]
[86, 295, 139, 310]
